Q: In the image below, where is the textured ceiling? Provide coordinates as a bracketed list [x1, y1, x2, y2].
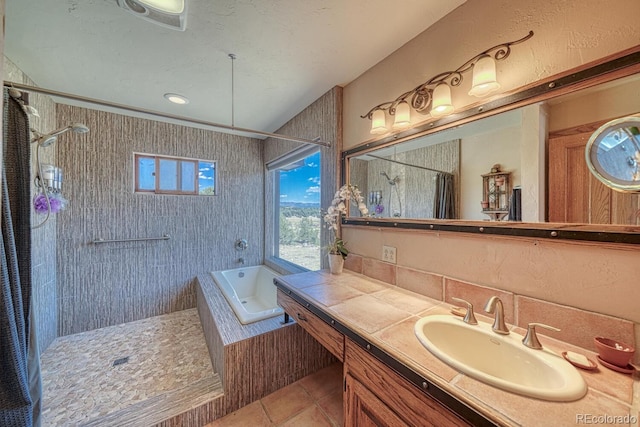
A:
[4, 0, 464, 137]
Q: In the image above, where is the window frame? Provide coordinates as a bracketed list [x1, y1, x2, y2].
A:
[134, 153, 216, 196]
[266, 146, 321, 271]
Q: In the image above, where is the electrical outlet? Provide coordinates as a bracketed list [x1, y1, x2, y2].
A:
[382, 245, 397, 264]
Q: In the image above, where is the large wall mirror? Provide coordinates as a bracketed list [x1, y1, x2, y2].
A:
[342, 47, 640, 245]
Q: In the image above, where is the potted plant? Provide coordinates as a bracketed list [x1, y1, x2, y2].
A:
[323, 184, 369, 274]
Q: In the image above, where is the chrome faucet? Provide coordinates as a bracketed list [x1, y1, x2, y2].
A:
[484, 296, 510, 335]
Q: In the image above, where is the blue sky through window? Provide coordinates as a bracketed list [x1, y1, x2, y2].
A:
[279, 151, 321, 206]
[198, 161, 215, 194]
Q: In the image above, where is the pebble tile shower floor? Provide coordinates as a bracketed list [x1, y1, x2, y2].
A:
[40, 308, 222, 426]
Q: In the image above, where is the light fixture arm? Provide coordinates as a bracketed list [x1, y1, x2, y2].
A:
[360, 31, 534, 120]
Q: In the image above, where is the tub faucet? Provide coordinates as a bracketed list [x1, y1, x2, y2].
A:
[484, 296, 510, 335]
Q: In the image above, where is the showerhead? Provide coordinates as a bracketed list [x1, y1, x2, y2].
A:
[31, 123, 90, 147]
[380, 171, 399, 185]
[70, 123, 90, 134]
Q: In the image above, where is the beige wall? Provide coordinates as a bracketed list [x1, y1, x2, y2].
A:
[344, 0, 640, 148]
[341, 0, 640, 351]
[460, 124, 521, 220]
[548, 76, 640, 132]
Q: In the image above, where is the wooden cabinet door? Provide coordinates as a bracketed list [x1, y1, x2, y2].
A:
[344, 338, 470, 427]
[548, 129, 640, 224]
[345, 373, 408, 427]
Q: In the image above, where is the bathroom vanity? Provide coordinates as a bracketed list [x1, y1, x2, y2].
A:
[275, 270, 637, 427]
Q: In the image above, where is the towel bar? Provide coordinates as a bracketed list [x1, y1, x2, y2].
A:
[92, 234, 170, 244]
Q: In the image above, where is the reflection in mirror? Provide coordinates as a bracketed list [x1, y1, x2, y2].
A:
[349, 139, 459, 219]
[586, 115, 640, 192]
[346, 71, 640, 226]
[348, 109, 528, 221]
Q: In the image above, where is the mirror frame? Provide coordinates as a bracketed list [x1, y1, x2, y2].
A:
[342, 46, 640, 245]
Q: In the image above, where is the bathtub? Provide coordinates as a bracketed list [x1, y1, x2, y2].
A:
[211, 265, 284, 325]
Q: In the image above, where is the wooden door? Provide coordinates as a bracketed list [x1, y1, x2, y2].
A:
[548, 127, 640, 224]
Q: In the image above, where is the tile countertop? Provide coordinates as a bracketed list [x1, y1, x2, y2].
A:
[275, 270, 640, 427]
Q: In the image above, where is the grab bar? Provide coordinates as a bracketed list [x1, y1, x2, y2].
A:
[92, 234, 171, 244]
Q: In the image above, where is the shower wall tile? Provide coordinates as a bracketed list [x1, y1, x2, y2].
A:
[56, 105, 265, 335]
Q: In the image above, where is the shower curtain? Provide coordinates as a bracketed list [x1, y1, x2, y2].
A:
[433, 172, 455, 219]
[0, 91, 41, 426]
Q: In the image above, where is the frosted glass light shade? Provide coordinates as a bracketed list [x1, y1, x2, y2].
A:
[392, 101, 411, 130]
[468, 55, 501, 97]
[370, 109, 388, 135]
[431, 84, 454, 118]
[138, 0, 184, 13]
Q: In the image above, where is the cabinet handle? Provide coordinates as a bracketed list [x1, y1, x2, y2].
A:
[297, 313, 307, 321]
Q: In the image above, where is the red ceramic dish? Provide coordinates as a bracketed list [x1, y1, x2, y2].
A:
[594, 337, 635, 368]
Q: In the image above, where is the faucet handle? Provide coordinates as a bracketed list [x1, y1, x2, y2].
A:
[451, 297, 478, 325]
[522, 322, 561, 350]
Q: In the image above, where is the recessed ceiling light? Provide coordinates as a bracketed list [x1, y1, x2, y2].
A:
[164, 93, 189, 105]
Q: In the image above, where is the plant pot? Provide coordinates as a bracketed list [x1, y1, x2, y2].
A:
[481, 200, 489, 209]
[328, 253, 345, 274]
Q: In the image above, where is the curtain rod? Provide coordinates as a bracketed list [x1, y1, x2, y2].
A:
[365, 153, 452, 175]
[3, 82, 331, 147]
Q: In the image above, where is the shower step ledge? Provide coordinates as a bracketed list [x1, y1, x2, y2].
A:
[83, 373, 223, 427]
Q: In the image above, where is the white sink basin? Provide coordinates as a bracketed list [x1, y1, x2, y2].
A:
[414, 315, 587, 401]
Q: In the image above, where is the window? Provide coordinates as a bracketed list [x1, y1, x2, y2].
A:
[269, 148, 321, 271]
[135, 153, 216, 195]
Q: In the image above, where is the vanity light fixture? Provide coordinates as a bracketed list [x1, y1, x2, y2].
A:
[430, 84, 454, 118]
[164, 93, 189, 105]
[468, 55, 501, 97]
[361, 31, 534, 135]
[371, 109, 388, 134]
[392, 101, 411, 130]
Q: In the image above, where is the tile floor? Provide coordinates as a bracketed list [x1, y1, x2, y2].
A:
[40, 308, 221, 426]
[206, 362, 344, 427]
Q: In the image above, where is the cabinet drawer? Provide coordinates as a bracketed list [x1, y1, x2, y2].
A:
[345, 337, 470, 427]
[278, 290, 344, 362]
